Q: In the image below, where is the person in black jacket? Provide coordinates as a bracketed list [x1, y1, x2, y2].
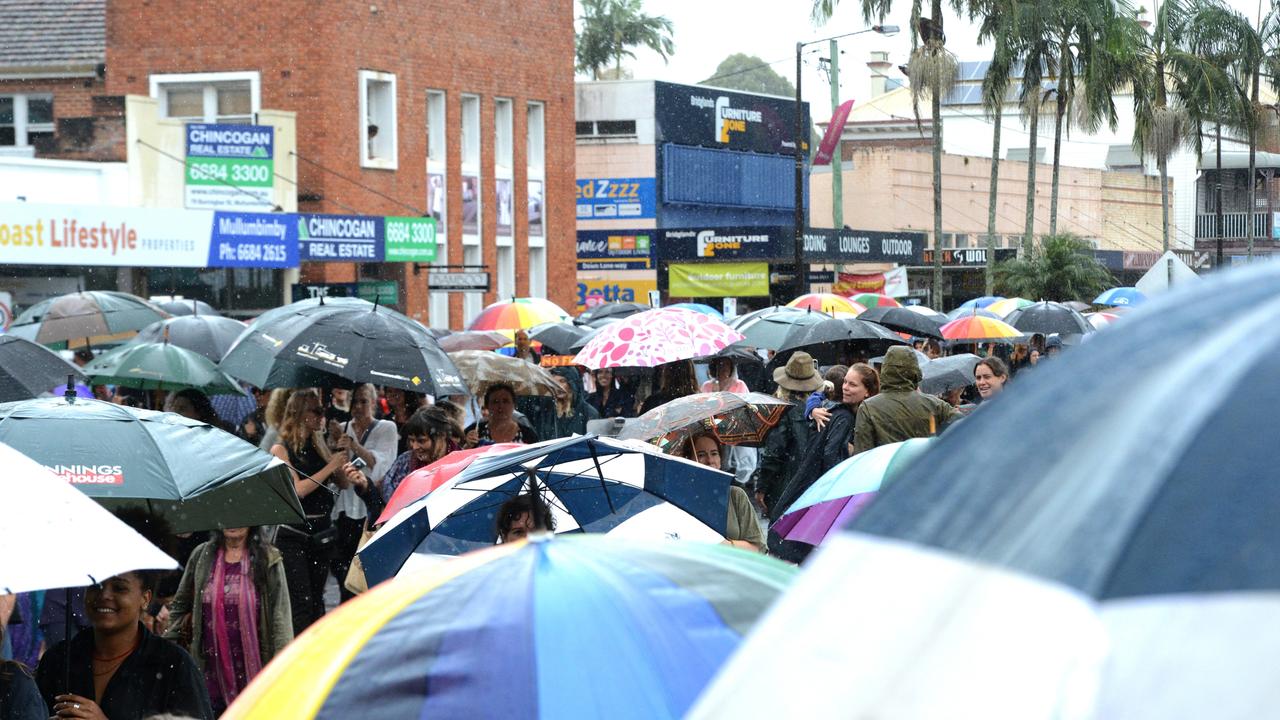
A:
[754, 352, 824, 514]
[1, 623, 46, 720]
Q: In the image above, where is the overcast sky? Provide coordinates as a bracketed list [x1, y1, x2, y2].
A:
[581, 0, 1267, 121]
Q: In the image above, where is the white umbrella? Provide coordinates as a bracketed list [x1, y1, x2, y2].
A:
[0, 442, 178, 594]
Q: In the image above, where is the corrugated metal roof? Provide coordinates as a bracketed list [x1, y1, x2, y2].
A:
[0, 0, 105, 71]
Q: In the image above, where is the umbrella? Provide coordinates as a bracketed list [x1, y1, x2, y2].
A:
[729, 307, 830, 351]
[775, 317, 908, 365]
[986, 297, 1034, 317]
[0, 441, 179, 594]
[1085, 311, 1122, 330]
[1004, 300, 1093, 335]
[945, 306, 1004, 321]
[786, 293, 865, 315]
[155, 298, 221, 317]
[939, 314, 1023, 342]
[447, 350, 564, 397]
[574, 301, 650, 328]
[848, 292, 901, 308]
[358, 435, 734, 583]
[0, 394, 304, 532]
[955, 295, 1004, 311]
[770, 438, 931, 547]
[857, 306, 945, 339]
[572, 308, 744, 370]
[0, 336, 87, 402]
[667, 302, 724, 318]
[83, 342, 246, 395]
[693, 262, 1280, 719]
[527, 321, 589, 355]
[1062, 300, 1093, 312]
[617, 391, 792, 450]
[8, 290, 169, 345]
[437, 330, 512, 353]
[225, 535, 795, 720]
[378, 444, 522, 524]
[220, 296, 467, 395]
[919, 353, 982, 395]
[1093, 286, 1146, 307]
[903, 304, 948, 320]
[130, 315, 247, 362]
[468, 297, 570, 331]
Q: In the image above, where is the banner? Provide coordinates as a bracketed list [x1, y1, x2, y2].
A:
[884, 267, 909, 297]
[185, 123, 275, 211]
[575, 274, 657, 312]
[654, 81, 808, 155]
[298, 213, 383, 262]
[0, 202, 296, 268]
[813, 99, 854, 166]
[576, 177, 657, 219]
[668, 261, 769, 297]
[833, 272, 886, 295]
[291, 280, 399, 304]
[577, 230, 654, 271]
[384, 217, 437, 262]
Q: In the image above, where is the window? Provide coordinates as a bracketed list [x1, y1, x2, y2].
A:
[463, 244, 484, 323]
[426, 90, 449, 329]
[497, 245, 515, 298]
[461, 94, 481, 244]
[576, 120, 636, 137]
[1, 94, 54, 147]
[528, 246, 547, 297]
[495, 98, 514, 242]
[940, 233, 955, 249]
[150, 72, 260, 123]
[527, 102, 546, 242]
[359, 70, 397, 168]
[954, 233, 970, 249]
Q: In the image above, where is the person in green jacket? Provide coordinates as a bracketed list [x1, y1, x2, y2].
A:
[852, 346, 959, 454]
[164, 527, 293, 715]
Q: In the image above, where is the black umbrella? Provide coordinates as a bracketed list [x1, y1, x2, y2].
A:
[130, 315, 247, 362]
[574, 302, 649, 328]
[773, 318, 907, 366]
[569, 324, 607, 352]
[156, 299, 221, 317]
[859, 306, 945, 339]
[919, 353, 981, 395]
[0, 336, 87, 402]
[528, 321, 589, 355]
[1004, 301, 1092, 335]
[220, 297, 467, 395]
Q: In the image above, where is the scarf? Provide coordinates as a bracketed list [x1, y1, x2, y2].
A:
[209, 546, 263, 705]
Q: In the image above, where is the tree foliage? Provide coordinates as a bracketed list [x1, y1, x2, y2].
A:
[576, 0, 676, 80]
[701, 54, 795, 96]
[994, 234, 1115, 301]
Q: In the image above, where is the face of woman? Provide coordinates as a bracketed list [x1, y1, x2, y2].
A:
[486, 389, 516, 422]
[85, 573, 150, 634]
[974, 365, 1006, 399]
[384, 387, 405, 409]
[303, 400, 325, 431]
[691, 435, 721, 469]
[169, 396, 198, 420]
[714, 360, 733, 383]
[351, 386, 376, 421]
[221, 527, 249, 544]
[595, 368, 613, 386]
[842, 370, 870, 406]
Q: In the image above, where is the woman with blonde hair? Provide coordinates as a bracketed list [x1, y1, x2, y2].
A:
[257, 389, 295, 451]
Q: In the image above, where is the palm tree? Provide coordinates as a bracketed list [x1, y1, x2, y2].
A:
[1013, 0, 1056, 256]
[977, 0, 1016, 294]
[576, 0, 675, 80]
[994, 233, 1115, 300]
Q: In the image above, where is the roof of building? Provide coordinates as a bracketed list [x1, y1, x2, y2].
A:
[0, 0, 105, 73]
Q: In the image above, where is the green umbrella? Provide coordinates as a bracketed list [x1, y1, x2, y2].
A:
[83, 341, 246, 395]
[0, 394, 305, 532]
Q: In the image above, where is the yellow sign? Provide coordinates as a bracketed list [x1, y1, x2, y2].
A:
[576, 275, 658, 313]
[668, 262, 769, 297]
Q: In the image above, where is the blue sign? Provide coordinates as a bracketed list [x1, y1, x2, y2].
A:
[208, 211, 297, 268]
[185, 124, 274, 160]
[576, 229, 654, 271]
[575, 177, 656, 220]
[298, 213, 385, 261]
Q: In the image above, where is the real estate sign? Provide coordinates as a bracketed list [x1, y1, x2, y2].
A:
[184, 124, 276, 211]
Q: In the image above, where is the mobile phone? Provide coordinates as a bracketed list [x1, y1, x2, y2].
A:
[349, 456, 367, 471]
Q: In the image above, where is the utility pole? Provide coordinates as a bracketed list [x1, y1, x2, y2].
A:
[793, 42, 807, 302]
[829, 40, 843, 231]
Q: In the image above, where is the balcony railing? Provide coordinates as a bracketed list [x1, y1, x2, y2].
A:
[1195, 212, 1270, 239]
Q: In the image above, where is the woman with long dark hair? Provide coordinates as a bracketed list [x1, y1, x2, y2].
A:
[1, 622, 45, 719]
[164, 528, 293, 715]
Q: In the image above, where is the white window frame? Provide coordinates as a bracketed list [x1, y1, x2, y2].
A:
[427, 90, 450, 330]
[358, 70, 398, 169]
[497, 245, 515, 298]
[149, 71, 261, 123]
[0, 93, 54, 146]
[526, 101, 546, 248]
[528, 246, 547, 298]
[461, 94, 482, 247]
[495, 97, 514, 246]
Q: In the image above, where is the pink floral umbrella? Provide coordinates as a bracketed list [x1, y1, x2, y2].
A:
[571, 307, 745, 369]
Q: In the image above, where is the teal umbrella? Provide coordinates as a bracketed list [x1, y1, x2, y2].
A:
[83, 341, 246, 395]
[0, 394, 305, 532]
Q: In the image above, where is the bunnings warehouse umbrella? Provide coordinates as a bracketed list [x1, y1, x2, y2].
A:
[0, 336, 87, 402]
[83, 342, 246, 395]
[0, 394, 304, 532]
[224, 535, 796, 720]
[7, 290, 169, 345]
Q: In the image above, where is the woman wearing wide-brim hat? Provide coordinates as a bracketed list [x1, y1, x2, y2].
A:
[751, 351, 824, 515]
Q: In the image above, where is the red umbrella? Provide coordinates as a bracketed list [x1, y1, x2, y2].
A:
[378, 444, 520, 524]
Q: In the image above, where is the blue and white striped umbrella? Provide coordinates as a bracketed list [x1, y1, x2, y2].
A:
[1093, 286, 1147, 307]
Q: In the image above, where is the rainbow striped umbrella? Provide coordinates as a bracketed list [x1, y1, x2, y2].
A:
[224, 535, 796, 720]
[787, 293, 866, 316]
[849, 293, 901, 308]
[468, 297, 570, 331]
[986, 297, 1034, 318]
[1085, 311, 1122, 330]
[939, 314, 1023, 342]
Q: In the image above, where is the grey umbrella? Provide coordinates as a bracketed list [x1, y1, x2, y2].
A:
[8, 291, 169, 345]
[130, 315, 247, 362]
[0, 336, 87, 402]
[156, 299, 221, 317]
[918, 353, 981, 395]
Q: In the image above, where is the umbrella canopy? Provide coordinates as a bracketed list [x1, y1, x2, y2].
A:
[0, 441, 179, 594]
[771, 438, 931, 547]
[857, 306, 945, 339]
[358, 435, 733, 584]
[130, 315, 247, 362]
[155, 298, 221, 317]
[574, 301, 650, 328]
[8, 291, 170, 345]
[939, 314, 1023, 342]
[919, 353, 982, 395]
[694, 262, 1280, 719]
[447, 350, 564, 397]
[617, 391, 792, 450]
[0, 336, 87, 402]
[775, 317, 907, 364]
[436, 330, 511, 353]
[83, 342, 246, 395]
[1093, 286, 1146, 307]
[378, 444, 522, 524]
[955, 295, 1004, 311]
[225, 535, 795, 720]
[0, 396, 303, 532]
[220, 297, 467, 395]
[729, 307, 829, 351]
[572, 308, 743, 369]
[945, 306, 1003, 321]
[986, 297, 1034, 317]
[786, 293, 865, 315]
[848, 292, 901, 308]
[1004, 301, 1092, 335]
[1085, 311, 1122, 330]
[527, 321, 589, 355]
[468, 297, 570, 331]
[1061, 300, 1092, 312]
[667, 302, 724, 319]
[903, 304, 948, 319]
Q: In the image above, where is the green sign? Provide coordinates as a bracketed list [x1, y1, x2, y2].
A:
[384, 216, 437, 262]
[184, 123, 275, 211]
[669, 261, 770, 297]
[184, 156, 274, 187]
[356, 280, 399, 305]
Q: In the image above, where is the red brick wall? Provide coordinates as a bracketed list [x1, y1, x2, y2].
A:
[104, 0, 577, 327]
[0, 76, 125, 161]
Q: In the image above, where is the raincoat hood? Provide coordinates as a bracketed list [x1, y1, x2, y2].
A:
[879, 346, 922, 392]
[551, 366, 585, 403]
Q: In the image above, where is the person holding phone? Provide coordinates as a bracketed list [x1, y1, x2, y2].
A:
[330, 385, 396, 602]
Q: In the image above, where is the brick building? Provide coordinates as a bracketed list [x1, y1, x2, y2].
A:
[1, 0, 576, 327]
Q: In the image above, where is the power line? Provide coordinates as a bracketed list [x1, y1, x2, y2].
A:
[701, 47, 824, 87]
[291, 150, 427, 216]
